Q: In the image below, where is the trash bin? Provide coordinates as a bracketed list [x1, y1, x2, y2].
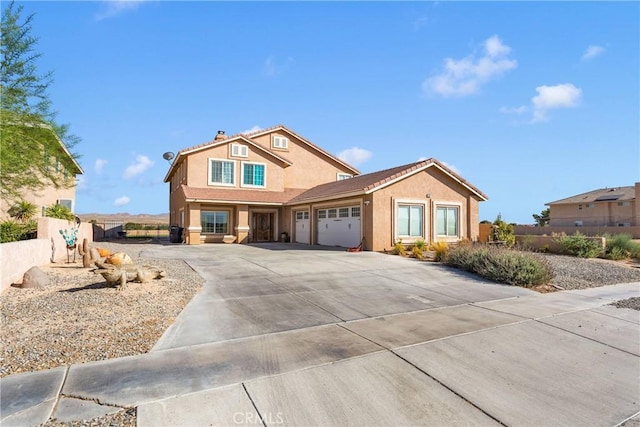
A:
[280, 232, 289, 243]
[170, 226, 183, 243]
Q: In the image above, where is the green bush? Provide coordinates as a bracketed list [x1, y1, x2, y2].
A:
[0, 220, 37, 243]
[444, 245, 553, 287]
[492, 214, 515, 247]
[45, 204, 75, 221]
[391, 240, 406, 256]
[605, 234, 640, 260]
[414, 239, 427, 251]
[553, 232, 603, 258]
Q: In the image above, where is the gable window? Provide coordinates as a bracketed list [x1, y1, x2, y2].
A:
[230, 144, 248, 158]
[201, 211, 229, 234]
[337, 173, 352, 181]
[241, 162, 265, 187]
[209, 159, 235, 186]
[398, 205, 423, 237]
[437, 206, 458, 237]
[273, 135, 289, 149]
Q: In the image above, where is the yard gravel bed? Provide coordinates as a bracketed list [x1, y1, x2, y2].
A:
[0, 241, 203, 378]
[541, 253, 640, 290]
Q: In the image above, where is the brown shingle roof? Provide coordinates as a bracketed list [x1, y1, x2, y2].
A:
[546, 186, 636, 205]
[288, 158, 488, 204]
[181, 185, 306, 205]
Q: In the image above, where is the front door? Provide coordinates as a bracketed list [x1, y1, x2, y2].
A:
[253, 213, 273, 242]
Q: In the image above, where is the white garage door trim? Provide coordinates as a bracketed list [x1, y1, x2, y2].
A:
[317, 206, 361, 248]
[295, 210, 310, 244]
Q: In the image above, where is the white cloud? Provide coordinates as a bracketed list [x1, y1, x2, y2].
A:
[114, 196, 130, 207]
[423, 35, 517, 97]
[499, 105, 528, 115]
[338, 147, 373, 166]
[123, 155, 154, 179]
[94, 158, 107, 174]
[75, 175, 88, 192]
[241, 126, 262, 134]
[95, 1, 147, 21]
[263, 55, 294, 77]
[441, 161, 462, 175]
[582, 45, 605, 61]
[531, 83, 582, 122]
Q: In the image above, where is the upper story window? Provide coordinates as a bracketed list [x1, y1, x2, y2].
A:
[209, 158, 235, 186]
[586, 203, 594, 208]
[272, 135, 289, 150]
[241, 162, 266, 188]
[230, 144, 248, 158]
[337, 173, 352, 181]
[618, 201, 630, 207]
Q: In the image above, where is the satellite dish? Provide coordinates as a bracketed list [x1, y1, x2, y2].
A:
[163, 152, 175, 161]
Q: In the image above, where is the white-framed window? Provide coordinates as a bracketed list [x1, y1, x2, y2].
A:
[272, 135, 289, 149]
[328, 209, 337, 219]
[337, 173, 352, 181]
[351, 207, 360, 218]
[586, 203, 594, 208]
[578, 204, 582, 210]
[201, 211, 229, 234]
[339, 208, 349, 218]
[398, 205, 423, 237]
[58, 199, 73, 211]
[436, 206, 459, 237]
[230, 143, 248, 158]
[296, 211, 309, 220]
[208, 158, 235, 186]
[241, 161, 266, 188]
[618, 201, 630, 207]
[318, 210, 327, 219]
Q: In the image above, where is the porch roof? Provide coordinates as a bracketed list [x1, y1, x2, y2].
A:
[181, 185, 307, 205]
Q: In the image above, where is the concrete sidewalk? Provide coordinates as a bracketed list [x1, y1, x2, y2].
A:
[1, 244, 639, 426]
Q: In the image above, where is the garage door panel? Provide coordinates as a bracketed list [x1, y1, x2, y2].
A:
[317, 207, 360, 248]
[295, 211, 310, 244]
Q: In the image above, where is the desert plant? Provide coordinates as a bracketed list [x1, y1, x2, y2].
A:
[411, 245, 424, 259]
[0, 219, 37, 243]
[8, 200, 37, 223]
[605, 234, 640, 260]
[492, 214, 515, 247]
[444, 245, 553, 287]
[414, 239, 427, 251]
[429, 241, 449, 261]
[553, 232, 603, 258]
[391, 239, 406, 256]
[45, 203, 75, 221]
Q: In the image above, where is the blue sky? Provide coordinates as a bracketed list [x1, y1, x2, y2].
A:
[11, 1, 639, 223]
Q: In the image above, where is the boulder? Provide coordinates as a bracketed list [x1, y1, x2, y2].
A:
[20, 267, 50, 289]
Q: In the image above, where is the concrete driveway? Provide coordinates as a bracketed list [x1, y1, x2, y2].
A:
[1, 243, 639, 426]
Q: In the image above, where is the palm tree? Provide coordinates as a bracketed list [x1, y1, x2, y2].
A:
[8, 200, 37, 223]
[44, 203, 75, 221]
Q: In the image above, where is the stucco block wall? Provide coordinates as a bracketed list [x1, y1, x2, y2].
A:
[251, 132, 355, 189]
[1, 218, 93, 292]
[185, 144, 285, 192]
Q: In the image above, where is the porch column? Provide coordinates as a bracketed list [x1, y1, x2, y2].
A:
[236, 204, 250, 244]
[186, 203, 201, 245]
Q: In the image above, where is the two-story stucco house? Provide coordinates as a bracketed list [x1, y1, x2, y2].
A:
[547, 183, 640, 227]
[0, 126, 83, 219]
[164, 125, 487, 251]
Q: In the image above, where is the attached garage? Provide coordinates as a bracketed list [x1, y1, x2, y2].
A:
[294, 210, 310, 244]
[316, 206, 361, 248]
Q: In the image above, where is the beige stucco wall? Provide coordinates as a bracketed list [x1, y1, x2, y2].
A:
[1, 217, 93, 292]
[184, 143, 285, 193]
[370, 167, 480, 251]
[251, 132, 355, 188]
[550, 200, 637, 226]
[0, 179, 79, 220]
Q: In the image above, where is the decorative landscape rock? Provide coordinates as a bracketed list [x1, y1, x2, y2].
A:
[94, 259, 166, 290]
[20, 266, 50, 289]
[105, 252, 133, 266]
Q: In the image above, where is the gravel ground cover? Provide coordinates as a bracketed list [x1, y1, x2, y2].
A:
[541, 253, 640, 290]
[0, 241, 203, 378]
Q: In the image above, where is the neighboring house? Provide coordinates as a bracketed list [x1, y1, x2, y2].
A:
[0, 128, 83, 219]
[164, 125, 487, 251]
[546, 183, 640, 227]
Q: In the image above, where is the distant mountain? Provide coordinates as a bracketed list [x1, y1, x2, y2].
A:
[77, 213, 170, 225]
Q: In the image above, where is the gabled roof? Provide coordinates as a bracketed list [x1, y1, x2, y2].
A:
[243, 124, 360, 175]
[180, 185, 306, 205]
[546, 185, 636, 205]
[163, 135, 293, 182]
[288, 158, 488, 204]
